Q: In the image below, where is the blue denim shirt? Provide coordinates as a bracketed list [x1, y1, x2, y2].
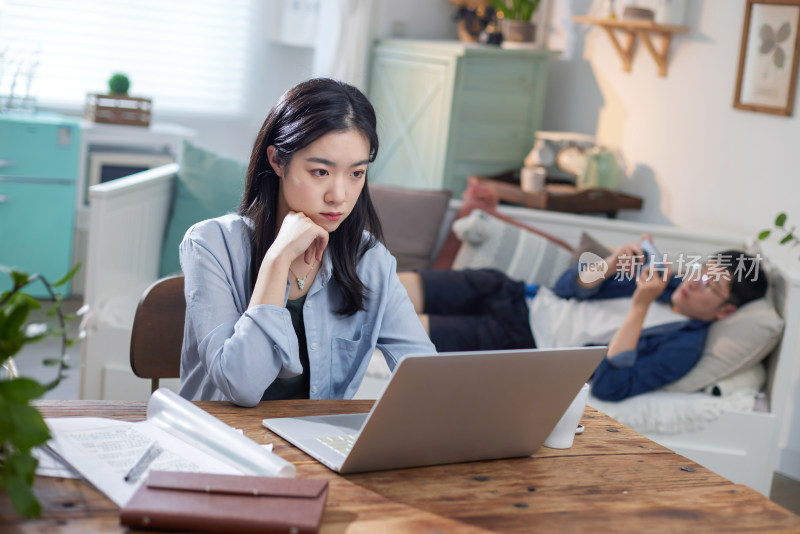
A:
[178, 214, 435, 406]
[552, 264, 710, 401]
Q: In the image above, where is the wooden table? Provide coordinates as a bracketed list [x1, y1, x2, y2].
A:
[473, 176, 644, 217]
[3, 400, 800, 533]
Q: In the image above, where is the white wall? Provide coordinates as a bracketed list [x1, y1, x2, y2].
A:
[375, 0, 457, 41]
[544, 0, 800, 238]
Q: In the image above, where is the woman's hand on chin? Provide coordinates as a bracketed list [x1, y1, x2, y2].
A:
[272, 211, 328, 265]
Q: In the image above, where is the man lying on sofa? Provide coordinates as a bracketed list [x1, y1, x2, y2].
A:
[398, 237, 768, 401]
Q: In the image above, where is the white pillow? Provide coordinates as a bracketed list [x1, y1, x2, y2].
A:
[661, 298, 783, 393]
[703, 362, 766, 397]
[451, 209, 574, 287]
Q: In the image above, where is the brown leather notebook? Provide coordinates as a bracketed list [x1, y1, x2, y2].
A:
[120, 471, 328, 533]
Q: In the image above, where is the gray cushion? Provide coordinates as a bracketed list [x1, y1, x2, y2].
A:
[370, 185, 452, 271]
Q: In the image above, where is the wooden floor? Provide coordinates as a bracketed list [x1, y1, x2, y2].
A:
[772, 473, 800, 515]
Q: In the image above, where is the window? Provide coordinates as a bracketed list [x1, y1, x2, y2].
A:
[0, 0, 253, 115]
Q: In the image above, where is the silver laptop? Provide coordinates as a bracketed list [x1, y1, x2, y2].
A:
[262, 347, 606, 474]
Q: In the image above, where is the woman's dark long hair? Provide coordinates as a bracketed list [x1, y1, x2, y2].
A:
[238, 78, 384, 316]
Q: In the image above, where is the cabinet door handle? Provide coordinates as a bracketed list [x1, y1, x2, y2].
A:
[0, 159, 14, 169]
[0, 195, 9, 203]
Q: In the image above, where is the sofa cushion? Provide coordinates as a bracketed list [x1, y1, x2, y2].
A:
[450, 209, 574, 288]
[432, 177, 573, 270]
[159, 142, 247, 276]
[370, 185, 452, 271]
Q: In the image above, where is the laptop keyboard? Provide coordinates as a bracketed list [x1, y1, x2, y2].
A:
[316, 434, 357, 456]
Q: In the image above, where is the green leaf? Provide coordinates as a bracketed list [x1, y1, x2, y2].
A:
[0, 295, 32, 340]
[0, 327, 27, 360]
[0, 399, 13, 438]
[1, 268, 31, 289]
[7, 403, 51, 451]
[3, 451, 41, 518]
[0, 377, 48, 403]
[52, 263, 81, 288]
[776, 213, 787, 227]
[758, 230, 771, 240]
[780, 233, 794, 244]
[43, 375, 63, 391]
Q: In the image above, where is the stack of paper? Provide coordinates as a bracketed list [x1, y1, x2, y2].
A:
[43, 388, 295, 506]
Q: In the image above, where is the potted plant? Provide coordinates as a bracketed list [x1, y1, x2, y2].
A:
[107, 72, 131, 95]
[487, 0, 540, 44]
[0, 265, 81, 518]
[759, 212, 800, 259]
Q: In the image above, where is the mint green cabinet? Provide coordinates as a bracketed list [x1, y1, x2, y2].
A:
[0, 114, 80, 297]
[367, 39, 551, 198]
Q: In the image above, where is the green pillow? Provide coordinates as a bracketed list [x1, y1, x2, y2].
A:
[159, 141, 247, 277]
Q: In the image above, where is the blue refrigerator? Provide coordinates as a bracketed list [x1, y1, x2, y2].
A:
[0, 113, 81, 297]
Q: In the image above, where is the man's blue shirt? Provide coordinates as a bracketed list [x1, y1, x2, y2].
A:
[551, 264, 710, 401]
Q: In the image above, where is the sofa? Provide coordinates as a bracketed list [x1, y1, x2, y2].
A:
[80, 143, 799, 497]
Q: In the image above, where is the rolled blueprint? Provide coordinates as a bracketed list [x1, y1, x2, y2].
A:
[147, 388, 295, 478]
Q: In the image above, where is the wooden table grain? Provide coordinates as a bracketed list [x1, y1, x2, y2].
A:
[3, 400, 799, 533]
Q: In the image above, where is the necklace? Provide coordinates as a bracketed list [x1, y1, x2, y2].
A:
[289, 260, 316, 290]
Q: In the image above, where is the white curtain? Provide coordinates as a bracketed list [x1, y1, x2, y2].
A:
[312, 0, 377, 89]
[0, 0, 254, 114]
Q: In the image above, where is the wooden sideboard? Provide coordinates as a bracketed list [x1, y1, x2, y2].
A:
[367, 39, 552, 198]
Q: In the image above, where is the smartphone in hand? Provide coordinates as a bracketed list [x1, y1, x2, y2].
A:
[640, 238, 664, 269]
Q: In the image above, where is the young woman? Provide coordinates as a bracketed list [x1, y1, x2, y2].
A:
[178, 78, 435, 406]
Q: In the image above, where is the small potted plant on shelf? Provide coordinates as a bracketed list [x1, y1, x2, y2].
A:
[107, 72, 131, 95]
[84, 72, 152, 127]
[0, 265, 82, 518]
[487, 0, 540, 44]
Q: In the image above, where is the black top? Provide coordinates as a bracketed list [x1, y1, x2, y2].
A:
[261, 295, 310, 400]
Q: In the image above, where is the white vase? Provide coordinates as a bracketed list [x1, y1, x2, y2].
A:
[655, 0, 687, 26]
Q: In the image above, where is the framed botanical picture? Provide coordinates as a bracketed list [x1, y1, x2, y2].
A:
[734, 0, 800, 116]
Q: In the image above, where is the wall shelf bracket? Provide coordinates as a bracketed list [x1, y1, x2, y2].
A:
[574, 16, 689, 77]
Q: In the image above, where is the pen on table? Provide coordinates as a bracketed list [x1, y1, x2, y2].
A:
[124, 442, 163, 484]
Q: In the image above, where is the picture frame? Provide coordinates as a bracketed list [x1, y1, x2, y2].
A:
[734, 0, 800, 116]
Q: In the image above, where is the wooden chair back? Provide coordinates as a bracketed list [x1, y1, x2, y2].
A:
[130, 275, 185, 393]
